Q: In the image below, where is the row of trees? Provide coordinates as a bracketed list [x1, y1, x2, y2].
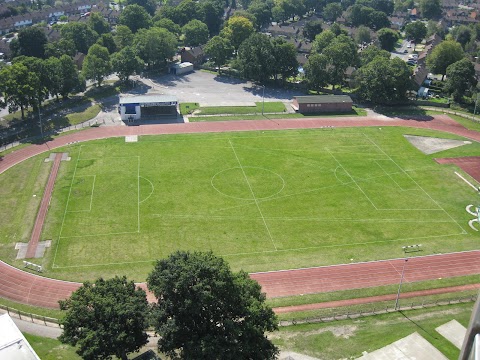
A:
[0, 55, 82, 119]
[59, 251, 278, 360]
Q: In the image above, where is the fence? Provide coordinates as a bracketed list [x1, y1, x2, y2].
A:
[0, 118, 104, 153]
[278, 294, 478, 327]
[0, 304, 61, 327]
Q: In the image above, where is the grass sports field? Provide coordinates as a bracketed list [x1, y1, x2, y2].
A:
[1, 126, 480, 281]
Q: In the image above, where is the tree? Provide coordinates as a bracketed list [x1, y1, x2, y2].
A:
[204, 36, 233, 72]
[355, 25, 371, 44]
[182, 19, 209, 47]
[44, 57, 62, 100]
[82, 44, 111, 86]
[112, 46, 144, 82]
[147, 251, 279, 360]
[200, 0, 224, 35]
[368, 10, 390, 29]
[418, 0, 441, 19]
[405, 21, 427, 43]
[61, 22, 99, 54]
[312, 29, 336, 54]
[88, 12, 110, 35]
[220, 16, 254, 50]
[59, 276, 149, 360]
[356, 56, 411, 104]
[113, 25, 134, 50]
[59, 54, 82, 98]
[237, 33, 275, 83]
[304, 53, 330, 92]
[426, 19, 440, 37]
[377, 27, 399, 52]
[323, 3, 342, 22]
[303, 20, 322, 42]
[247, 1, 272, 29]
[96, 33, 117, 54]
[15, 56, 49, 113]
[134, 27, 177, 69]
[126, 0, 157, 15]
[323, 34, 357, 88]
[451, 25, 474, 49]
[271, 5, 286, 23]
[0, 62, 39, 119]
[45, 38, 76, 58]
[359, 44, 390, 66]
[15, 26, 47, 58]
[119, 4, 152, 33]
[272, 38, 298, 82]
[444, 58, 477, 102]
[426, 40, 464, 79]
[154, 18, 181, 37]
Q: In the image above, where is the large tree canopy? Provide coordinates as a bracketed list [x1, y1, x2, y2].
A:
[220, 16, 254, 50]
[377, 27, 399, 52]
[356, 56, 412, 104]
[182, 19, 209, 47]
[15, 26, 47, 58]
[405, 21, 427, 43]
[444, 58, 477, 102]
[147, 251, 279, 360]
[134, 27, 177, 69]
[60, 22, 99, 54]
[426, 40, 465, 79]
[119, 4, 152, 33]
[82, 44, 112, 86]
[204, 35, 233, 72]
[419, 0, 441, 19]
[59, 276, 149, 360]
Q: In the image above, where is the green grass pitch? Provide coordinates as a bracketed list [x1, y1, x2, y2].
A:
[2, 126, 480, 281]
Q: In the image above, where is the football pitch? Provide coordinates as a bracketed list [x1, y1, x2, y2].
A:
[32, 127, 480, 280]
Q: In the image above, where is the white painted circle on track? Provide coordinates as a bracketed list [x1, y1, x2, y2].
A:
[211, 166, 285, 200]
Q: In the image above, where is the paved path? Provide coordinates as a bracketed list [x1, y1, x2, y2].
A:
[1, 114, 480, 309]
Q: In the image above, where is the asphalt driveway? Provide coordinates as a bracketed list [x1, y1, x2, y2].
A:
[128, 71, 306, 106]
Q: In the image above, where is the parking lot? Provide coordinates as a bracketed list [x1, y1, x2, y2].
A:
[131, 71, 305, 107]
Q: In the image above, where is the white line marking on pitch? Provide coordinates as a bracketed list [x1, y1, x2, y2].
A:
[327, 148, 378, 210]
[137, 156, 140, 233]
[229, 140, 277, 250]
[139, 176, 155, 204]
[455, 171, 479, 191]
[363, 134, 467, 234]
[53, 145, 82, 267]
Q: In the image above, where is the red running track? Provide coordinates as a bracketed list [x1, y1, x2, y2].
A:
[0, 114, 480, 308]
[25, 153, 62, 259]
[250, 250, 480, 298]
[0, 251, 479, 308]
[436, 156, 480, 183]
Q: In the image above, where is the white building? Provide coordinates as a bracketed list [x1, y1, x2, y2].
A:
[0, 314, 40, 360]
[119, 95, 178, 122]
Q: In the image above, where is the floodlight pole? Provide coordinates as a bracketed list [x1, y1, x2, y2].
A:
[37, 99, 44, 139]
[395, 258, 408, 311]
[474, 93, 480, 120]
[262, 85, 265, 115]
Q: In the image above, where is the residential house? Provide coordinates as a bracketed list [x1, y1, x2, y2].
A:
[180, 46, 205, 67]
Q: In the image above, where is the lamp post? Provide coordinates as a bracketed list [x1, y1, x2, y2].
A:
[474, 93, 480, 120]
[395, 258, 408, 310]
[37, 100, 44, 139]
[262, 85, 265, 115]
